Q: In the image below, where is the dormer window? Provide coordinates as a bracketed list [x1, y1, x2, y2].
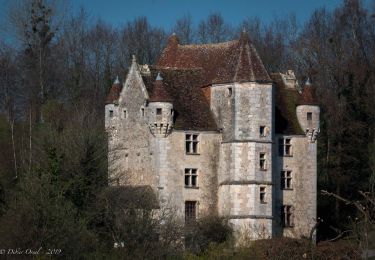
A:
[156, 108, 162, 115]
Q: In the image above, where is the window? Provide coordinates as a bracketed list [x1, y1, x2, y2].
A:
[141, 108, 145, 117]
[185, 201, 197, 223]
[184, 168, 198, 188]
[281, 205, 294, 227]
[123, 110, 127, 118]
[278, 138, 292, 156]
[227, 87, 232, 97]
[281, 170, 292, 189]
[307, 112, 312, 121]
[260, 126, 266, 137]
[259, 153, 266, 170]
[156, 108, 162, 115]
[186, 134, 199, 154]
[109, 110, 113, 117]
[260, 186, 266, 203]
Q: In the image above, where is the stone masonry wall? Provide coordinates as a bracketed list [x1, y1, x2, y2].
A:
[273, 135, 317, 238]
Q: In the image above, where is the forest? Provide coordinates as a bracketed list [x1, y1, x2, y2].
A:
[0, 0, 374, 259]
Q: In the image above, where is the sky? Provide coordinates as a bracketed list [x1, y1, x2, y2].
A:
[68, 0, 365, 29]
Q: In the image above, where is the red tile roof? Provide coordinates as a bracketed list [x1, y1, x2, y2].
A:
[157, 32, 271, 84]
[105, 81, 122, 104]
[143, 67, 218, 131]
[148, 74, 174, 102]
[298, 83, 318, 105]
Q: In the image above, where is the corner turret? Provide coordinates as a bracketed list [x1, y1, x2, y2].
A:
[148, 73, 174, 137]
[296, 78, 320, 142]
[105, 76, 122, 129]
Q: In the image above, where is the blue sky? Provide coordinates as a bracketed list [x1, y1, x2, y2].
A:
[69, 0, 362, 29]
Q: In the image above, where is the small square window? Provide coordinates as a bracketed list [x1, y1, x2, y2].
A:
[307, 112, 312, 121]
[260, 186, 266, 203]
[156, 108, 162, 115]
[109, 110, 113, 117]
[259, 153, 266, 170]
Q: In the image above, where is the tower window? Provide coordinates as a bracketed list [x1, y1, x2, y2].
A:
[260, 126, 266, 137]
[123, 110, 127, 118]
[307, 112, 312, 121]
[185, 201, 197, 224]
[141, 108, 145, 117]
[156, 108, 162, 115]
[186, 134, 199, 154]
[259, 153, 266, 170]
[184, 168, 198, 188]
[109, 110, 113, 117]
[279, 138, 292, 156]
[281, 205, 294, 227]
[227, 87, 232, 97]
[260, 186, 266, 203]
[281, 170, 292, 190]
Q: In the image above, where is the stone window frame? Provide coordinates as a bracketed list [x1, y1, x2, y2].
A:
[259, 125, 267, 137]
[185, 133, 200, 155]
[185, 201, 197, 224]
[278, 138, 292, 157]
[259, 152, 267, 170]
[281, 205, 294, 228]
[184, 168, 198, 188]
[281, 170, 293, 190]
[259, 186, 267, 204]
[307, 112, 312, 121]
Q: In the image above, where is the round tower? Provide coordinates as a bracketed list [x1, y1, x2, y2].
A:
[105, 76, 122, 129]
[296, 78, 320, 142]
[148, 73, 174, 137]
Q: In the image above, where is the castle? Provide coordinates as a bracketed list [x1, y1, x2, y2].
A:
[105, 32, 320, 241]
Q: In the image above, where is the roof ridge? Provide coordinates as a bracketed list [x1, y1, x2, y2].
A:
[179, 40, 238, 49]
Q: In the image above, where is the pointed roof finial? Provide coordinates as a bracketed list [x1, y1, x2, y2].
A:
[156, 72, 163, 81]
[305, 77, 312, 86]
[132, 54, 136, 63]
[242, 27, 246, 33]
[114, 75, 120, 84]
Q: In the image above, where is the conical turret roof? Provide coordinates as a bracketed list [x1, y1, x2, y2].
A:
[149, 73, 174, 102]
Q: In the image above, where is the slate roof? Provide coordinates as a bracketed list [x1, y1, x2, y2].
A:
[157, 32, 272, 84]
[270, 73, 304, 135]
[143, 67, 218, 131]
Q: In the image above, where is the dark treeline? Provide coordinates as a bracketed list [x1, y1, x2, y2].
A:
[0, 0, 374, 258]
